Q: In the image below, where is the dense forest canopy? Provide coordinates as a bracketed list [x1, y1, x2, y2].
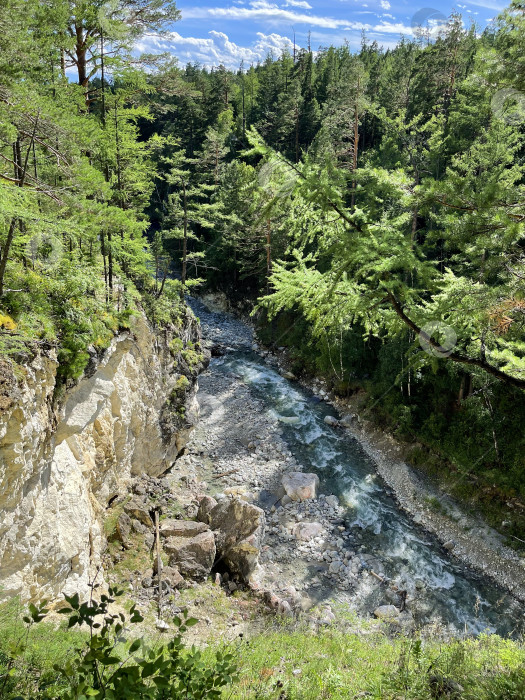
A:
[1, 1, 525, 524]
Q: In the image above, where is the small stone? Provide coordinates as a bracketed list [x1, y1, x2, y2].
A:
[161, 565, 185, 589]
[339, 414, 356, 428]
[293, 522, 325, 541]
[374, 605, 400, 620]
[131, 518, 147, 535]
[329, 561, 341, 574]
[164, 530, 216, 579]
[156, 619, 170, 631]
[444, 540, 455, 551]
[278, 600, 293, 616]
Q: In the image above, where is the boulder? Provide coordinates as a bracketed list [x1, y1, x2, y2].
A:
[324, 415, 339, 427]
[196, 495, 218, 525]
[292, 521, 325, 541]
[339, 414, 356, 428]
[164, 530, 216, 579]
[282, 472, 320, 501]
[282, 371, 297, 381]
[373, 605, 400, 620]
[160, 519, 208, 538]
[115, 512, 131, 545]
[208, 497, 265, 581]
[123, 497, 153, 528]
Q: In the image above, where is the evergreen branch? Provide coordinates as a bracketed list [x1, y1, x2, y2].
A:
[387, 291, 525, 390]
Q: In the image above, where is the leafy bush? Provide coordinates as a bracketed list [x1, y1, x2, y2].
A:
[0, 587, 238, 699]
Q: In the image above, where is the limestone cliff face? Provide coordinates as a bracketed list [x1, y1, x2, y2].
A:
[0, 310, 207, 603]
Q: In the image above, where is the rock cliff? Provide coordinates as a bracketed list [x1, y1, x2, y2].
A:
[0, 309, 207, 603]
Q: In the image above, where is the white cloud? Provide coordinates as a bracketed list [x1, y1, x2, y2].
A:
[181, 3, 414, 33]
[380, 0, 391, 9]
[181, 4, 354, 28]
[464, 0, 505, 10]
[137, 30, 294, 69]
[284, 0, 313, 7]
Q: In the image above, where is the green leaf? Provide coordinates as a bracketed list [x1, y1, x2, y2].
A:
[129, 639, 141, 653]
[64, 592, 80, 610]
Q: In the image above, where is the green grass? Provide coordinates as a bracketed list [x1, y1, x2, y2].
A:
[0, 598, 87, 699]
[216, 627, 525, 699]
[1, 597, 525, 699]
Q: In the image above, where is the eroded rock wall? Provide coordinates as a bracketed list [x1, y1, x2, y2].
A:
[0, 310, 206, 602]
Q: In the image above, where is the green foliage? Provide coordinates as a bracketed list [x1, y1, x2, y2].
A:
[169, 375, 190, 403]
[0, 588, 238, 699]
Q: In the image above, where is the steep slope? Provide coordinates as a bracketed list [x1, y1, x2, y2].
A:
[0, 309, 208, 602]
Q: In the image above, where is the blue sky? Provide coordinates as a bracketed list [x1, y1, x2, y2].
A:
[136, 0, 509, 69]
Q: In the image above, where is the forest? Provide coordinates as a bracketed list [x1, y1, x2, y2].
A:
[1, 0, 525, 541]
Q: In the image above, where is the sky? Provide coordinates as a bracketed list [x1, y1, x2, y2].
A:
[135, 0, 509, 70]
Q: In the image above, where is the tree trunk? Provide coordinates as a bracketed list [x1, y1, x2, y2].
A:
[266, 219, 272, 294]
[0, 219, 18, 297]
[100, 32, 106, 127]
[180, 179, 188, 299]
[351, 79, 360, 209]
[0, 118, 39, 296]
[107, 231, 113, 293]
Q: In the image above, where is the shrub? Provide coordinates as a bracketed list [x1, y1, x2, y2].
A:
[0, 587, 238, 699]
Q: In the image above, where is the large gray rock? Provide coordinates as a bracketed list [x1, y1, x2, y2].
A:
[164, 530, 216, 579]
[159, 519, 208, 538]
[282, 473, 320, 501]
[208, 497, 265, 581]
